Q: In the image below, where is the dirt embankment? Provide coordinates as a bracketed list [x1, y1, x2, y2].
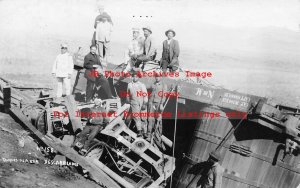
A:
[0, 112, 100, 188]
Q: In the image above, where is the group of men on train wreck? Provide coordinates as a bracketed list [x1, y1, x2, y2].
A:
[78, 6, 180, 146]
[51, 5, 224, 188]
[51, 3, 178, 152]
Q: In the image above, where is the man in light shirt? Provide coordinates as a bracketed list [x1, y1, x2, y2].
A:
[52, 43, 74, 97]
[135, 26, 157, 70]
[123, 28, 144, 73]
[93, 5, 113, 29]
[126, 68, 148, 137]
[95, 14, 113, 62]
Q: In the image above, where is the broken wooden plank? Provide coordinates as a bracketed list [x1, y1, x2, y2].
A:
[64, 95, 83, 132]
[10, 106, 121, 188]
[3, 85, 11, 113]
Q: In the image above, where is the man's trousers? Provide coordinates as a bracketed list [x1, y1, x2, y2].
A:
[56, 77, 71, 97]
[148, 102, 160, 134]
[86, 80, 95, 102]
[161, 59, 178, 72]
[97, 41, 110, 60]
[128, 103, 147, 133]
[77, 125, 103, 150]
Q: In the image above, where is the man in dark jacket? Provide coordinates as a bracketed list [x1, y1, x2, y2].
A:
[188, 151, 224, 188]
[161, 29, 180, 72]
[76, 99, 109, 155]
[92, 66, 113, 100]
[84, 45, 102, 102]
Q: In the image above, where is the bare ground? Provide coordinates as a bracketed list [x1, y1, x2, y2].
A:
[0, 112, 100, 188]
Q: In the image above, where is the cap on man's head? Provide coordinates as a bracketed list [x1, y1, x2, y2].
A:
[209, 151, 222, 162]
[142, 26, 152, 34]
[61, 43, 68, 48]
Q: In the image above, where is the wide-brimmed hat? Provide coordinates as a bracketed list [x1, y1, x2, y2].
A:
[101, 12, 110, 20]
[209, 151, 222, 162]
[165, 29, 176, 37]
[142, 26, 152, 34]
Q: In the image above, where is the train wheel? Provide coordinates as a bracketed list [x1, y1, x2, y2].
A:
[35, 111, 47, 135]
[21, 103, 45, 125]
[85, 143, 105, 160]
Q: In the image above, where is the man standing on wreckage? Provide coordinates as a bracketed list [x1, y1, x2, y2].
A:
[84, 45, 101, 102]
[83, 45, 113, 102]
[147, 70, 168, 140]
[94, 12, 113, 63]
[52, 43, 74, 97]
[126, 68, 148, 137]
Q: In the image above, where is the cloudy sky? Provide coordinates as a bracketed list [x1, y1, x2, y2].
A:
[107, 0, 300, 30]
[1, 0, 299, 36]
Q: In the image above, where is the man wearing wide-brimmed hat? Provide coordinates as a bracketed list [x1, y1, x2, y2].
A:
[52, 43, 74, 97]
[161, 29, 180, 72]
[126, 68, 148, 137]
[135, 26, 157, 69]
